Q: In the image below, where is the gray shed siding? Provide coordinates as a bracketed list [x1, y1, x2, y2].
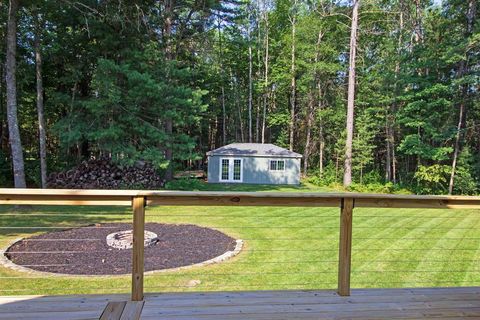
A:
[207, 155, 301, 185]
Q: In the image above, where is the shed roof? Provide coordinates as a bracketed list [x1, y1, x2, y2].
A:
[207, 143, 302, 158]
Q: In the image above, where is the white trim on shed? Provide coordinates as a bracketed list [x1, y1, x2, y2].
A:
[219, 157, 243, 183]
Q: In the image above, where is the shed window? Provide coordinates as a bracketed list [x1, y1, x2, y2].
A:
[233, 159, 242, 180]
[270, 160, 285, 171]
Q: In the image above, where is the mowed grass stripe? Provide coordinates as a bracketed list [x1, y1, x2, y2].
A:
[428, 216, 480, 284]
[351, 209, 437, 286]
[352, 209, 480, 286]
[401, 211, 473, 284]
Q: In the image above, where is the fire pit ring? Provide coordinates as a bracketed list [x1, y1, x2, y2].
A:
[106, 230, 158, 250]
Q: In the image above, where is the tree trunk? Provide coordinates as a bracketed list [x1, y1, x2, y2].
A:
[413, 0, 423, 44]
[261, 92, 267, 144]
[390, 3, 403, 185]
[303, 92, 314, 176]
[317, 67, 324, 176]
[35, 12, 47, 188]
[305, 30, 323, 177]
[221, 86, 226, 145]
[288, 2, 297, 152]
[315, 31, 324, 176]
[256, 96, 261, 142]
[343, 0, 360, 187]
[448, 100, 464, 194]
[247, 10, 253, 143]
[389, 81, 399, 185]
[385, 121, 392, 181]
[232, 74, 244, 142]
[261, 10, 269, 144]
[0, 64, 7, 153]
[6, 0, 26, 188]
[218, 19, 227, 146]
[237, 102, 244, 142]
[392, 134, 397, 184]
[448, 0, 476, 194]
[319, 122, 324, 175]
[214, 117, 219, 148]
[255, 13, 262, 144]
[208, 122, 214, 151]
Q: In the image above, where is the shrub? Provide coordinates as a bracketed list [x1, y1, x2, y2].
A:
[361, 170, 383, 185]
[452, 148, 478, 195]
[413, 164, 451, 194]
[0, 150, 12, 187]
[306, 163, 341, 186]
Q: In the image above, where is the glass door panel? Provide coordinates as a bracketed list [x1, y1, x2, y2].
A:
[233, 159, 242, 181]
[221, 159, 230, 181]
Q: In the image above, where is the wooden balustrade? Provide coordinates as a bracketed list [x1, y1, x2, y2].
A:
[338, 198, 354, 296]
[2, 188, 480, 300]
[131, 196, 145, 301]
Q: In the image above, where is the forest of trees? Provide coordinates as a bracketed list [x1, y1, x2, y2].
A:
[0, 0, 479, 194]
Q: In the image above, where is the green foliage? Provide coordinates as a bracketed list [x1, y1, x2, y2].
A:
[413, 164, 452, 194]
[54, 47, 207, 170]
[165, 178, 206, 191]
[0, 150, 12, 187]
[306, 166, 413, 194]
[352, 109, 379, 182]
[306, 163, 341, 187]
[347, 179, 412, 194]
[452, 148, 478, 195]
[397, 84, 455, 162]
[360, 170, 383, 185]
[1, 0, 479, 195]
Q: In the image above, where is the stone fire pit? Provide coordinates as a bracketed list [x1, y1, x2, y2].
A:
[106, 230, 159, 250]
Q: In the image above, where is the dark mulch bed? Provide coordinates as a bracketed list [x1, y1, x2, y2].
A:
[4, 223, 237, 275]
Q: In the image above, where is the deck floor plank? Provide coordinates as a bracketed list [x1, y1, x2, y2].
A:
[120, 301, 145, 320]
[0, 287, 479, 320]
[99, 301, 127, 320]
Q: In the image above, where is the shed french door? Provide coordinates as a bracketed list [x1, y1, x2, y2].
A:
[220, 158, 243, 182]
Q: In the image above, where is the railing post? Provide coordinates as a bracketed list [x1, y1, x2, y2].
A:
[132, 196, 145, 301]
[338, 197, 354, 296]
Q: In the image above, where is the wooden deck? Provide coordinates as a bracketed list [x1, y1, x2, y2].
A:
[1, 287, 479, 320]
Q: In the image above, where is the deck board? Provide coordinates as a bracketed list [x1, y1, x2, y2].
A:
[0, 287, 479, 320]
[99, 301, 126, 320]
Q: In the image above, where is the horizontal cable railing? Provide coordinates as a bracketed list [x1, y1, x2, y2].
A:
[0, 189, 480, 301]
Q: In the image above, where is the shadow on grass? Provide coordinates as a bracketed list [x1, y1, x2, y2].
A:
[0, 205, 131, 239]
[169, 181, 334, 192]
[200, 183, 304, 192]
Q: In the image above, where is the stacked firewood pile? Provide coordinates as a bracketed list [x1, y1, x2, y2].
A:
[47, 158, 164, 189]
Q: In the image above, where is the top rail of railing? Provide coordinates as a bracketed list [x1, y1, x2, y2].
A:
[1, 188, 480, 208]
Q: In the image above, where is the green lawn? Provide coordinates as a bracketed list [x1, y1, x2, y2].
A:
[0, 183, 479, 296]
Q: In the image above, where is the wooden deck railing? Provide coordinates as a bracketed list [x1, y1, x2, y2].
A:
[1, 189, 480, 301]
